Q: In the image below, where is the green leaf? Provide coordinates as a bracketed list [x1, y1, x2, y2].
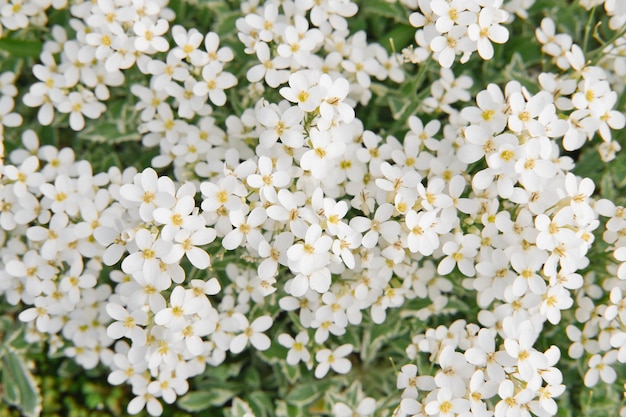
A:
[387, 95, 412, 120]
[246, 391, 273, 417]
[0, 316, 13, 332]
[361, 320, 403, 364]
[213, 10, 241, 36]
[2, 366, 20, 405]
[601, 171, 616, 201]
[279, 362, 301, 385]
[285, 383, 324, 407]
[362, 0, 407, 22]
[244, 366, 261, 389]
[385, 25, 416, 52]
[177, 391, 213, 412]
[257, 342, 287, 365]
[502, 52, 539, 93]
[77, 122, 141, 143]
[198, 361, 243, 383]
[178, 388, 237, 411]
[1, 348, 41, 417]
[500, 34, 542, 64]
[229, 397, 253, 417]
[612, 157, 626, 188]
[0, 38, 42, 58]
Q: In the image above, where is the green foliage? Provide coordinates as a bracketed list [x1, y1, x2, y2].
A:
[0, 0, 625, 416]
[1, 343, 41, 417]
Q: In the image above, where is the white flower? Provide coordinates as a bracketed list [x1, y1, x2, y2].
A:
[246, 42, 290, 88]
[503, 321, 548, 382]
[350, 204, 399, 249]
[405, 210, 444, 256]
[108, 352, 147, 386]
[221, 207, 267, 251]
[584, 352, 617, 387]
[162, 226, 215, 269]
[244, 3, 280, 43]
[424, 387, 470, 417]
[333, 397, 376, 417]
[154, 286, 203, 330]
[0, 96, 22, 134]
[170, 25, 203, 61]
[26, 212, 74, 261]
[318, 74, 354, 128]
[106, 303, 147, 343]
[134, 18, 169, 52]
[467, 7, 509, 60]
[147, 371, 189, 404]
[434, 346, 475, 397]
[396, 364, 434, 399]
[256, 104, 304, 148]
[247, 155, 292, 196]
[314, 344, 353, 378]
[438, 233, 481, 277]
[2, 156, 45, 198]
[494, 379, 533, 417]
[229, 314, 273, 354]
[153, 194, 200, 241]
[121, 228, 171, 280]
[540, 284, 573, 324]
[465, 328, 509, 383]
[57, 91, 106, 131]
[278, 331, 311, 365]
[299, 128, 346, 179]
[193, 63, 237, 106]
[535, 208, 576, 252]
[510, 250, 548, 297]
[280, 71, 325, 112]
[287, 223, 333, 276]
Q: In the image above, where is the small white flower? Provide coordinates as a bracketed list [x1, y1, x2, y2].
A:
[134, 18, 169, 52]
[278, 331, 311, 365]
[229, 314, 273, 354]
[314, 344, 353, 378]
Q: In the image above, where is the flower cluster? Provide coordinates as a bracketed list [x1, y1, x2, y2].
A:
[21, 0, 178, 130]
[0, 0, 625, 416]
[398, 319, 564, 417]
[406, 0, 510, 67]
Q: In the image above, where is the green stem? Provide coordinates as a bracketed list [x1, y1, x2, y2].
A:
[587, 24, 626, 63]
[582, 6, 597, 54]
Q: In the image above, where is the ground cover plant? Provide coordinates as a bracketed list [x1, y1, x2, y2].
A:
[0, 0, 625, 416]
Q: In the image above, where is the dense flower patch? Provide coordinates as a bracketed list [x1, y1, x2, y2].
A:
[0, 0, 625, 416]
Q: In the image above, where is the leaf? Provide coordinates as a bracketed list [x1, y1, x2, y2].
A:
[0, 38, 42, 58]
[612, 157, 626, 188]
[387, 95, 412, 120]
[500, 34, 542, 64]
[177, 391, 214, 412]
[1, 348, 41, 417]
[197, 361, 243, 383]
[502, 52, 539, 93]
[246, 391, 274, 417]
[229, 397, 253, 417]
[77, 122, 141, 143]
[2, 366, 20, 405]
[213, 10, 241, 36]
[279, 362, 301, 385]
[256, 342, 287, 365]
[178, 388, 237, 411]
[601, 171, 615, 202]
[361, 320, 403, 364]
[285, 383, 323, 407]
[244, 366, 261, 389]
[385, 24, 416, 52]
[362, 0, 407, 22]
